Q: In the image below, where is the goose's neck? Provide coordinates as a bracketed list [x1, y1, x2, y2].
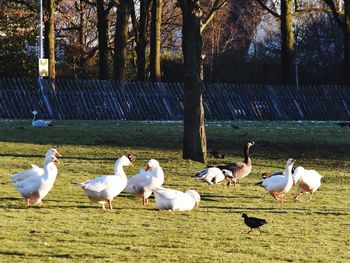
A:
[285, 165, 293, 182]
[244, 146, 251, 164]
[43, 162, 58, 180]
[32, 113, 37, 121]
[114, 162, 126, 177]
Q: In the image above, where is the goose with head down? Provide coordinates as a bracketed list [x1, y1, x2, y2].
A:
[256, 158, 295, 203]
[125, 159, 164, 205]
[10, 148, 61, 184]
[74, 154, 134, 210]
[292, 166, 323, 201]
[12, 155, 60, 206]
[194, 167, 231, 186]
[216, 141, 255, 187]
[152, 187, 200, 211]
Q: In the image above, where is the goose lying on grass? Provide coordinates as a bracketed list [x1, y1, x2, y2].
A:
[292, 166, 323, 201]
[194, 167, 232, 186]
[12, 155, 60, 206]
[74, 155, 134, 210]
[125, 159, 164, 205]
[152, 187, 200, 211]
[216, 141, 255, 187]
[32, 110, 52, 127]
[256, 158, 295, 203]
[10, 148, 61, 184]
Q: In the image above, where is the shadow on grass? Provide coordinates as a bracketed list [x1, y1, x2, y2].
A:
[0, 251, 25, 256]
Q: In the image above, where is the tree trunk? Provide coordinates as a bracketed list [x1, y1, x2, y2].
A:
[149, 0, 162, 81]
[135, 0, 150, 81]
[48, 0, 55, 79]
[179, 0, 207, 164]
[113, 0, 130, 81]
[43, 0, 55, 79]
[280, 0, 294, 85]
[344, 0, 350, 83]
[97, 0, 109, 80]
[79, 0, 87, 73]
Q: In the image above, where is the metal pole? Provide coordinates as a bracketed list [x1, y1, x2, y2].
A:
[39, 0, 43, 60]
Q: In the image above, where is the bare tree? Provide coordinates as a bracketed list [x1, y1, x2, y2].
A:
[113, 0, 130, 81]
[177, 0, 227, 164]
[323, 0, 349, 83]
[149, 0, 162, 81]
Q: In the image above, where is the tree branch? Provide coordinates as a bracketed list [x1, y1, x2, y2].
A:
[254, 0, 280, 18]
[323, 0, 344, 29]
[201, 0, 227, 32]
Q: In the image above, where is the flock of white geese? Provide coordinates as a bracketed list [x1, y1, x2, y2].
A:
[9, 142, 323, 211]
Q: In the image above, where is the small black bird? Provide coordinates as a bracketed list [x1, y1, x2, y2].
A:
[242, 213, 267, 234]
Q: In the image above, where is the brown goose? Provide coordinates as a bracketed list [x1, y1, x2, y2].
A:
[216, 141, 255, 187]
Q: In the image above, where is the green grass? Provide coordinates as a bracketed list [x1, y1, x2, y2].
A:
[0, 120, 349, 262]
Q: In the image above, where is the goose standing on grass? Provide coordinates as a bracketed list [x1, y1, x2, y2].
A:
[152, 187, 200, 211]
[74, 155, 134, 210]
[194, 167, 232, 186]
[292, 166, 323, 201]
[256, 158, 295, 203]
[32, 110, 52, 127]
[125, 159, 164, 205]
[12, 155, 60, 206]
[10, 148, 62, 184]
[216, 141, 255, 187]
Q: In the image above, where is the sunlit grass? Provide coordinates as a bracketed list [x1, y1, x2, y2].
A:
[0, 120, 349, 262]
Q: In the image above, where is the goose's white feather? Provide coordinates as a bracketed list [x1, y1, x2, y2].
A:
[292, 166, 322, 200]
[76, 155, 131, 206]
[153, 187, 200, 211]
[32, 111, 52, 127]
[258, 158, 295, 201]
[195, 167, 226, 185]
[12, 155, 59, 205]
[125, 159, 164, 200]
[10, 149, 61, 184]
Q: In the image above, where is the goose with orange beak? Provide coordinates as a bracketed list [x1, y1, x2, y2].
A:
[12, 155, 60, 206]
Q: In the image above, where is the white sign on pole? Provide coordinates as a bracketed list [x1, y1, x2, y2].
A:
[39, 59, 49, 77]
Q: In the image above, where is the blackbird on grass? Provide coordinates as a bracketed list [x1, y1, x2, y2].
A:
[242, 213, 267, 234]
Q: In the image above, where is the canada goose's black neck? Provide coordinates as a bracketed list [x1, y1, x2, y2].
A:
[244, 144, 252, 165]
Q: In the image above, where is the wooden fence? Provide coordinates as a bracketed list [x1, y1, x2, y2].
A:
[0, 77, 349, 121]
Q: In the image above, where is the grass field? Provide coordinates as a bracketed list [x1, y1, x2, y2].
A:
[0, 120, 349, 262]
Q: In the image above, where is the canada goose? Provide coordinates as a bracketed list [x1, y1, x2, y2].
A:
[217, 141, 255, 187]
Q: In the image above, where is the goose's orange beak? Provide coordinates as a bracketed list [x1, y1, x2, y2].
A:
[54, 159, 60, 164]
[55, 152, 62, 157]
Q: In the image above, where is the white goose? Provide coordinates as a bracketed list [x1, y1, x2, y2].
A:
[152, 187, 201, 211]
[74, 155, 133, 210]
[12, 155, 60, 206]
[256, 158, 295, 203]
[195, 167, 231, 186]
[125, 159, 164, 205]
[292, 166, 323, 201]
[32, 110, 52, 127]
[10, 148, 61, 184]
